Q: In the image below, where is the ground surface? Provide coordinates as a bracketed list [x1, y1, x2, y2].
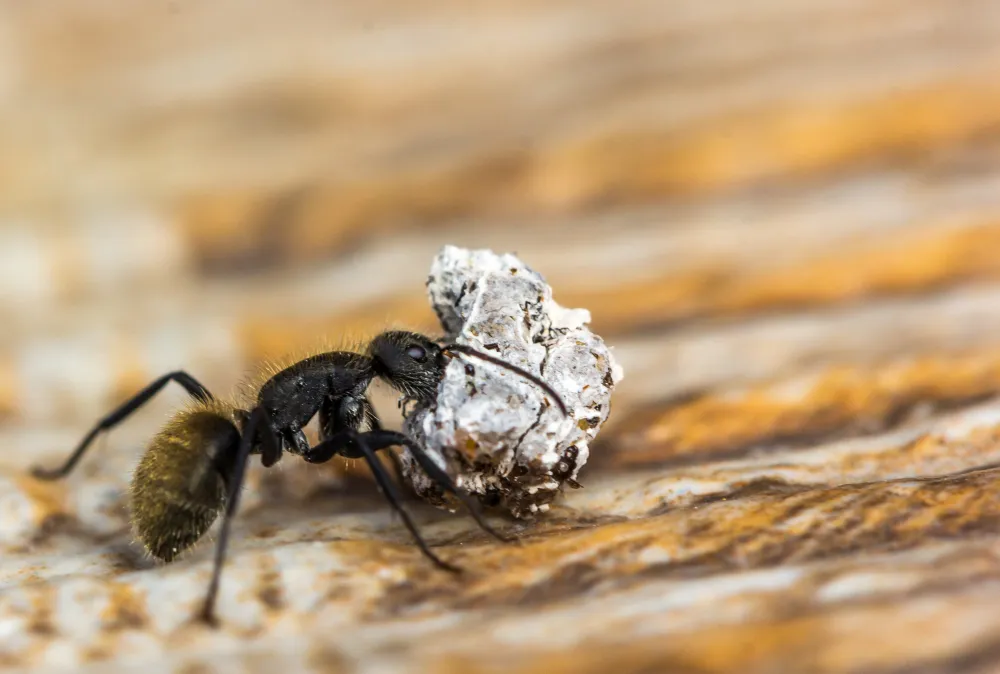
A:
[2, 1, 1000, 672]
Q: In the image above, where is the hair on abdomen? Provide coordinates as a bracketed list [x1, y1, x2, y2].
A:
[129, 399, 243, 562]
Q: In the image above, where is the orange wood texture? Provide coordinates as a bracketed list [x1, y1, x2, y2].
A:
[2, 1, 1000, 672]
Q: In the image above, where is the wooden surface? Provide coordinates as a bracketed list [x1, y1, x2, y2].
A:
[3, 1, 1000, 672]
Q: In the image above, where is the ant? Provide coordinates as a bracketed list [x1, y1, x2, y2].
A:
[31, 330, 568, 625]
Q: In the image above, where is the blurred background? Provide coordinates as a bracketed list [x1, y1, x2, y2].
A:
[5, 0, 1000, 452]
[3, 0, 1000, 447]
[5, 1, 1000, 669]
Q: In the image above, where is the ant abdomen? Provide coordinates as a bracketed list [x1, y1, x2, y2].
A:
[129, 402, 243, 562]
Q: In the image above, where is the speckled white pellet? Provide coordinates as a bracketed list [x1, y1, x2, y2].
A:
[401, 245, 623, 518]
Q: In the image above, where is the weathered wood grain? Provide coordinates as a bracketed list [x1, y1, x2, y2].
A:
[3, 0, 1000, 672]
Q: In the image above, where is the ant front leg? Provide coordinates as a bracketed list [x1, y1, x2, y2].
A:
[305, 429, 511, 545]
[281, 426, 310, 458]
[303, 429, 462, 573]
[363, 430, 513, 545]
[318, 394, 411, 486]
[318, 394, 381, 439]
[354, 400, 418, 488]
[32, 371, 213, 480]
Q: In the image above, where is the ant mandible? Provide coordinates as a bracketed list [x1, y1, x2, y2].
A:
[31, 330, 568, 625]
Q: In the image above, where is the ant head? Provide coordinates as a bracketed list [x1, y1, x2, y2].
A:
[368, 330, 447, 401]
[369, 330, 571, 416]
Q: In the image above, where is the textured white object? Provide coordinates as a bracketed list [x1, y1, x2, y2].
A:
[400, 245, 624, 518]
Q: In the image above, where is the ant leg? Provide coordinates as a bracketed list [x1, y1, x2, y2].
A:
[319, 394, 381, 439]
[317, 395, 407, 486]
[385, 447, 410, 493]
[360, 398, 411, 490]
[362, 430, 512, 545]
[200, 405, 278, 626]
[352, 433, 461, 574]
[32, 371, 212, 480]
[304, 431, 460, 573]
[283, 427, 310, 458]
[259, 426, 283, 468]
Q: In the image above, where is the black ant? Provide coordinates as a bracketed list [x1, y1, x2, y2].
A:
[30, 330, 568, 625]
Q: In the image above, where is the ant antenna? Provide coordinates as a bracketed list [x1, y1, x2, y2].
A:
[442, 344, 569, 417]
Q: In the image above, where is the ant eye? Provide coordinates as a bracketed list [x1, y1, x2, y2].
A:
[406, 345, 427, 362]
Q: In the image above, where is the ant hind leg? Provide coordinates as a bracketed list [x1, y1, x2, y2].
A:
[32, 370, 213, 481]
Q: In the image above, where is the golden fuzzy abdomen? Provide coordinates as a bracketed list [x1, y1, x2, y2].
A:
[129, 407, 241, 562]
